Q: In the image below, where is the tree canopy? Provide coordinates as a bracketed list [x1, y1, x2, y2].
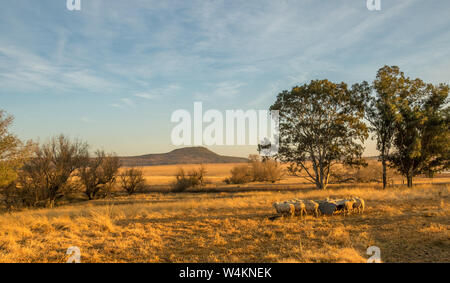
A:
[270, 79, 368, 189]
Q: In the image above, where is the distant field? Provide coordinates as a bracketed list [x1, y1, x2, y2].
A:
[123, 163, 450, 187]
[0, 183, 448, 263]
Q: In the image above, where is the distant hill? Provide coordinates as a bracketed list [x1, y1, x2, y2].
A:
[120, 147, 249, 166]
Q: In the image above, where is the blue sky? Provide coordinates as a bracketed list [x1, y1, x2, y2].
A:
[1, 0, 449, 157]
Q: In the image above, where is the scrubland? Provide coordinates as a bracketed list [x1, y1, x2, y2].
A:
[0, 163, 448, 263]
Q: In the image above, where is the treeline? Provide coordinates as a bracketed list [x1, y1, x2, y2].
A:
[271, 65, 449, 189]
[0, 65, 448, 204]
[0, 118, 145, 209]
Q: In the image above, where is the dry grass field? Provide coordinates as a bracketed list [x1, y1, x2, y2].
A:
[0, 163, 448, 263]
[132, 162, 450, 187]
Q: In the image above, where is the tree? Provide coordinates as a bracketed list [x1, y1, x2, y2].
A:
[270, 80, 368, 190]
[78, 150, 120, 200]
[21, 135, 89, 205]
[389, 78, 449, 187]
[120, 168, 145, 195]
[364, 66, 406, 189]
[0, 110, 33, 187]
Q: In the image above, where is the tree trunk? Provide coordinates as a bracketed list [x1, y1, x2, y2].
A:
[407, 175, 413, 188]
[315, 180, 328, 190]
[382, 158, 387, 189]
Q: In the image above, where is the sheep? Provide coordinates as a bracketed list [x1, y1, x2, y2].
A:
[343, 199, 356, 216]
[303, 200, 319, 217]
[290, 200, 306, 217]
[319, 201, 337, 216]
[273, 202, 295, 217]
[352, 197, 365, 214]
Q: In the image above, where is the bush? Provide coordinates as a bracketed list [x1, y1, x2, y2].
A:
[224, 165, 252, 184]
[260, 159, 284, 183]
[78, 151, 120, 200]
[171, 166, 207, 192]
[329, 161, 385, 184]
[225, 156, 284, 184]
[120, 168, 145, 195]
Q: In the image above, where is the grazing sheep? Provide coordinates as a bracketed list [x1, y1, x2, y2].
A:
[343, 199, 356, 216]
[290, 200, 306, 217]
[303, 200, 319, 217]
[333, 199, 347, 213]
[273, 202, 295, 217]
[352, 197, 365, 214]
[319, 200, 338, 216]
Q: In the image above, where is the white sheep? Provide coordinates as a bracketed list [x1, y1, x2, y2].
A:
[352, 197, 365, 214]
[343, 199, 356, 216]
[273, 202, 295, 217]
[303, 200, 319, 217]
[289, 200, 306, 217]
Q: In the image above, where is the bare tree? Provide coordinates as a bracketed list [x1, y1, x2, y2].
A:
[78, 150, 120, 200]
[21, 135, 89, 205]
[120, 168, 145, 195]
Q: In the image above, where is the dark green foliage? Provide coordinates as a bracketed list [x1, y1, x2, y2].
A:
[270, 80, 368, 189]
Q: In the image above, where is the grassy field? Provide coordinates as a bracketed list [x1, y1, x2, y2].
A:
[0, 163, 448, 263]
[135, 162, 450, 187]
[0, 164, 450, 262]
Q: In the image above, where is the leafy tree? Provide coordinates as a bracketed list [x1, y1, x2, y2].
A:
[364, 66, 406, 189]
[0, 110, 33, 187]
[389, 78, 449, 187]
[270, 80, 368, 190]
[78, 150, 120, 200]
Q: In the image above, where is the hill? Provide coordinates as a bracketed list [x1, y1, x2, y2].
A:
[120, 147, 249, 166]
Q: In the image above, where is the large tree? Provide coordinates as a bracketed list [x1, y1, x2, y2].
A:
[270, 80, 368, 190]
[389, 78, 449, 187]
[364, 66, 406, 189]
[0, 110, 33, 187]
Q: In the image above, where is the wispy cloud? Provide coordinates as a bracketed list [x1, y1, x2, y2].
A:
[134, 84, 181, 100]
[1, 0, 449, 156]
[195, 81, 244, 101]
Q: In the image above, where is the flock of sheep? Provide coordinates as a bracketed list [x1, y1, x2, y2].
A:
[272, 197, 365, 218]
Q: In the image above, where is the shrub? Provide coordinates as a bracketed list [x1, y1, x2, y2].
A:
[329, 161, 386, 184]
[224, 165, 252, 184]
[120, 168, 145, 195]
[260, 159, 284, 183]
[78, 151, 120, 200]
[171, 166, 207, 192]
[225, 156, 284, 184]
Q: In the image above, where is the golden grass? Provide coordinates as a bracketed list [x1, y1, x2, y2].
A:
[0, 182, 448, 263]
[123, 162, 450, 187]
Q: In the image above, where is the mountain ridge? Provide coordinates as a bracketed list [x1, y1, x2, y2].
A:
[119, 147, 249, 166]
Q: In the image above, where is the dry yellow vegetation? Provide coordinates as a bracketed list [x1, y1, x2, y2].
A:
[0, 176, 448, 263]
[124, 162, 450, 187]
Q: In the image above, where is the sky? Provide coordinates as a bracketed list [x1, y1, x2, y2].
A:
[0, 0, 449, 157]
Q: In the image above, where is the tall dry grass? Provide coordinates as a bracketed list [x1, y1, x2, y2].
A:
[0, 183, 448, 263]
